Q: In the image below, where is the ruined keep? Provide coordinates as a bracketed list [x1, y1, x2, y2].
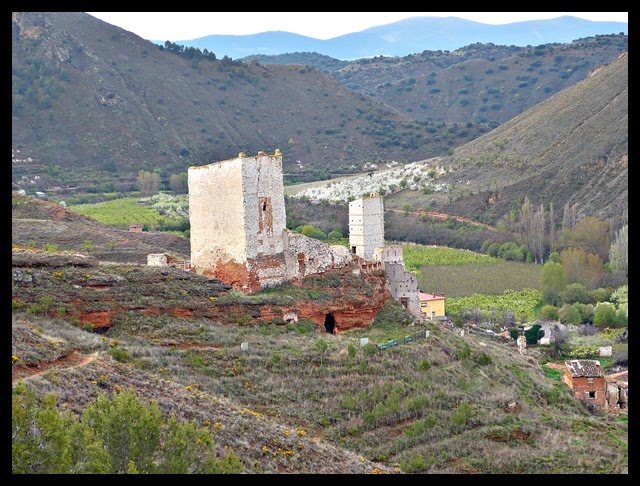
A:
[349, 194, 384, 260]
[188, 152, 348, 292]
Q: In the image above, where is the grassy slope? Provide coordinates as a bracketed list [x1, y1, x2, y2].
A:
[11, 199, 627, 473]
[12, 310, 628, 474]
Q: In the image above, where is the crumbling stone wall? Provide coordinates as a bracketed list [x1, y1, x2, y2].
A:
[147, 253, 168, 266]
[385, 262, 421, 318]
[349, 194, 384, 260]
[373, 245, 404, 265]
[283, 230, 350, 279]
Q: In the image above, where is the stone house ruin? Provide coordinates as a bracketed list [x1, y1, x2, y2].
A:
[563, 359, 606, 409]
[605, 370, 628, 412]
[188, 152, 349, 293]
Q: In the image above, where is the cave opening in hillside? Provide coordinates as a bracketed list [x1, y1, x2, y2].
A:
[324, 313, 335, 334]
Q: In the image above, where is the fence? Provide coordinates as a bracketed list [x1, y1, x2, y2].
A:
[377, 329, 430, 351]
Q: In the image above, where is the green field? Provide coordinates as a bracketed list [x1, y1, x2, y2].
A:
[403, 244, 496, 271]
[446, 288, 542, 320]
[418, 261, 542, 297]
[69, 197, 181, 229]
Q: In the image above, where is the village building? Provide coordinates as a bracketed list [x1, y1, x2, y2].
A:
[562, 359, 606, 409]
[129, 223, 143, 233]
[418, 292, 446, 319]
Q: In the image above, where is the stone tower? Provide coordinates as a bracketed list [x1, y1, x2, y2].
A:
[188, 152, 287, 291]
[349, 193, 384, 260]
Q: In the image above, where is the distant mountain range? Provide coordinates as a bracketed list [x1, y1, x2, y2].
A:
[167, 16, 627, 60]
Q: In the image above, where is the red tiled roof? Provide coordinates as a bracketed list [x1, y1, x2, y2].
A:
[565, 360, 604, 378]
[418, 292, 445, 301]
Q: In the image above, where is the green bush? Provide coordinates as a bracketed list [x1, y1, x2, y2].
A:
[452, 400, 471, 425]
[108, 347, 130, 363]
[558, 304, 581, 325]
[539, 305, 559, 321]
[594, 303, 617, 328]
[525, 324, 544, 345]
[567, 344, 600, 359]
[12, 385, 243, 474]
[563, 283, 591, 304]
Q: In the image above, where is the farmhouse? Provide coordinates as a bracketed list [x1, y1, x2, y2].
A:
[562, 359, 606, 409]
[418, 292, 446, 319]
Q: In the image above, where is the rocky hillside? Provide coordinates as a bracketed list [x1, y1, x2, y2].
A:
[11, 12, 488, 191]
[12, 195, 627, 473]
[383, 51, 628, 227]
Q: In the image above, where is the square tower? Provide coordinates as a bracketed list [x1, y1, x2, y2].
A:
[349, 193, 384, 260]
[188, 152, 286, 289]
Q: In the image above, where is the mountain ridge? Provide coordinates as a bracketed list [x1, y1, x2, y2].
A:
[170, 15, 627, 60]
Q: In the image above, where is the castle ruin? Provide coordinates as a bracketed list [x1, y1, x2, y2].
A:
[188, 152, 349, 292]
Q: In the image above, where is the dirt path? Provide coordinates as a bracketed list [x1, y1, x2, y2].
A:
[12, 351, 100, 384]
[388, 208, 496, 231]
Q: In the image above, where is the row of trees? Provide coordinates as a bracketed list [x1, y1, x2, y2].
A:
[137, 171, 188, 196]
[12, 384, 243, 474]
[485, 197, 627, 274]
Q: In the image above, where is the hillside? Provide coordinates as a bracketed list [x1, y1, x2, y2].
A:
[175, 16, 627, 60]
[247, 36, 627, 127]
[11, 196, 628, 473]
[12, 12, 487, 192]
[386, 52, 628, 227]
[339, 35, 628, 125]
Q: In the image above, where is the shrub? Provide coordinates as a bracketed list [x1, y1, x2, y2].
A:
[559, 304, 581, 325]
[525, 324, 544, 345]
[567, 344, 599, 359]
[594, 303, 617, 328]
[539, 305, 559, 321]
[452, 400, 471, 425]
[108, 347, 130, 363]
[563, 283, 591, 304]
[475, 352, 492, 366]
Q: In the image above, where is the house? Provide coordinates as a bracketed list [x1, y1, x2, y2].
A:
[129, 224, 144, 233]
[563, 359, 606, 409]
[418, 292, 446, 319]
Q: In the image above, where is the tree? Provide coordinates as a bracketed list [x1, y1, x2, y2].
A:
[561, 247, 604, 289]
[541, 261, 567, 292]
[539, 305, 559, 321]
[593, 303, 617, 328]
[562, 283, 591, 304]
[560, 216, 610, 262]
[137, 170, 161, 196]
[548, 201, 557, 253]
[169, 172, 188, 194]
[561, 202, 577, 231]
[12, 387, 243, 474]
[524, 324, 544, 345]
[559, 304, 581, 325]
[609, 224, 628, 274]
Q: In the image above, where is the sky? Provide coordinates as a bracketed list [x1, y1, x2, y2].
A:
[86, 12, 628, 42]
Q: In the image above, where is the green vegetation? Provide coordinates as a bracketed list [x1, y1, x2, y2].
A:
[447, 289, 541, 320]
[12, 384, 243, 474]
[69, 197, 184, 230]
[418, 262, 541, 298]
[403, 244, 496, 271]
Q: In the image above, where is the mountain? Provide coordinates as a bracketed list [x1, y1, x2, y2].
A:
[385, 52, 628, 229]
[173, 16, 627, 60]
[336, 35, 628, 125]
[12, 12, 488, 192]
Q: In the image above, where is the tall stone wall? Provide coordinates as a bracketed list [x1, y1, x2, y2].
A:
[241, 155, 286, 259]
[385, 262, 421, 318]
[189, 157, 247, 270]
[349, 195, 384, 260]
[373, 245, 404, 265]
